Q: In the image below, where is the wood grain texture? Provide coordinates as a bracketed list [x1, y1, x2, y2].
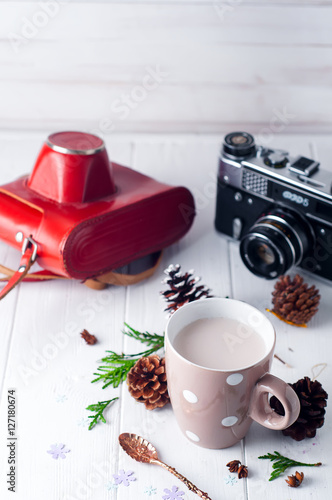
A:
[1, 3, 332, 132]
[0, 242, 19, 394]
[0, 131, 331, 499]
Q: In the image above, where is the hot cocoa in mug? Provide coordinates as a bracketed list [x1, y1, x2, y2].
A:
[165, 298, 300, 449]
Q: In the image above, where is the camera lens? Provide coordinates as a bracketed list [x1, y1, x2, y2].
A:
[223, 132, 256, 158]
[239, 206, 315, 279]
[256, 243, 276, 265]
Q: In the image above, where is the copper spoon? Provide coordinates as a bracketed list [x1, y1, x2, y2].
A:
[119, 433, 212, 500]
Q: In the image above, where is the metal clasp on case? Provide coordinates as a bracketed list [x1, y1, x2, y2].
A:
[22, 236, 38, 263]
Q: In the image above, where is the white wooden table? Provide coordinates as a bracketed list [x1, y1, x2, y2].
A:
[0, 131, 330, 500]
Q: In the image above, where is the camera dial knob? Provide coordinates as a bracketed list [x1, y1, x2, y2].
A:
[223, 132, 256, 158]
[264, 152, 288, 169]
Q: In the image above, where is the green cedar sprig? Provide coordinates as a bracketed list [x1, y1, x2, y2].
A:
[91, 323, 165, 389]
[86, 397, 119, 430]
[258, 451, 322, 481]
[123, 322, 164, 348]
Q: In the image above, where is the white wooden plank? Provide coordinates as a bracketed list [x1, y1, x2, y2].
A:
[117, 138, 243, 500]
[119, 275, 242, 500]
[0, 132, 331, 500]
[3, 44, 332, 89]
[229, 240, 331, 500]
[0, 274, 128, 499]
[1, 4, 332, 45]
[131, 135, 234, 293]
[1, 4, 332, 132]
[226, 135, 332, 500]
[0, 241, 19, 391]
[1, 81, 332, 133]
[0, 133, 134, 499]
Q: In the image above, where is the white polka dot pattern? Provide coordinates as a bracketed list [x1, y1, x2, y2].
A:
[226, 373, 243, 386]
[221, 416, 238, 427]
[183, 390, 198, 403]
[185, 430, 200, 442]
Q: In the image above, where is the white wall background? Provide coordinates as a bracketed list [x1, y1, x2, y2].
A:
[0, 1, 332, 135]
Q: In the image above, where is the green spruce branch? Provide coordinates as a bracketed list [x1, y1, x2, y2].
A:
[259, 451, 322, 481]
[91, 323, 165, 389]
[86, 397, 119, 430]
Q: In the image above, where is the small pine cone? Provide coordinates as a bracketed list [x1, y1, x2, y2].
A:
[127, 355, 170, 410]
[81, 329, 97, 345]
[272, 274, 320, 325]
[226, 460, 241, 473]
[286, 471, 304, 488]
[237, 465, 248, 479]
[270, 376, 328, 441]
[161, 264, 212, 315]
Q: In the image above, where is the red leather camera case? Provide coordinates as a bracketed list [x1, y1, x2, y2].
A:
[0, 158, 195, 280]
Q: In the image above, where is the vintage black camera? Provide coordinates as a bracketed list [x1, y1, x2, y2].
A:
[215, 131, 332, 281]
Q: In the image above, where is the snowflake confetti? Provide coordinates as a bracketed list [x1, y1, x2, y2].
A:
[144, 485, 157, 496]
[47, 443, 70, 459]
[224, 474, 238, 486]
[113, 469, 136, 487]
[55, 394, 68, 403]
[77, 417, 90, 427]
[162, 485, 185, 500]
[105, 481, 119, 491]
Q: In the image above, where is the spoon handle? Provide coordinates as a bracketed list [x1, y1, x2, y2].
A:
[156, 460, 212, 500]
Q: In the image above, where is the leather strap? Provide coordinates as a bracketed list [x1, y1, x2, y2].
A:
[0, 246, 163, 298]
[0, 237, 38, 300]
[84, 251, 163, 289]
[0, 265, 66, 282]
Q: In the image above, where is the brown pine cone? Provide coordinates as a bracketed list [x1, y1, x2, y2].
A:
[81, 329, 97, 345]
[270, 376, 328, 441]
[127, 355, 170, 410]
[272, 274, 320, 325]
[226, 460, 241, 473]
[286, 471, 304, 488]
[237, 465, 248, 479]
[161, 264, 212, 315]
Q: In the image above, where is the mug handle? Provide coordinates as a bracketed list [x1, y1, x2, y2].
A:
[248, 373, 300, 430]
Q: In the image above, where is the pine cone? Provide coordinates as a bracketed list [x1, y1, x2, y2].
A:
[286, 471, 304, 488]
[237, 465, 248, 479]
[226, 460, 241, 473]
[270, 376, 328, 441]
[161, 264, 212, 315]
[127, 355, 170, 410]
[272, 274, 320, 325]
[80, 329, 97, 345]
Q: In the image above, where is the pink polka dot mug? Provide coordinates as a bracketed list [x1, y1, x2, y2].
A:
[165, 297, 300, 449]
